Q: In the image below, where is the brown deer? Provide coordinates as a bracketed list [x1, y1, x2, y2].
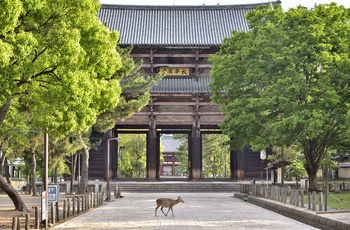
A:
[155, 196, 185, 217]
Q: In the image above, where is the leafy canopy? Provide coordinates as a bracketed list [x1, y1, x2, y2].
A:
[209, 3, 350, 152]
[0, 0, 122, 136]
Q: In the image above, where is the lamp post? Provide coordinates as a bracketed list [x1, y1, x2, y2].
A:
[107, 137, 120, 202]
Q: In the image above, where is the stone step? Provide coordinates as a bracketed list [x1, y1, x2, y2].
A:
[117, 182, 241, 193]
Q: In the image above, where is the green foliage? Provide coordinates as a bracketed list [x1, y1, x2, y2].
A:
[202, 134, 230, 178]
[210, 2, 350, 190]
[268, 146, 307, 180]
[118, 134, 147, 178]
[0, 0, 122, 136]
[173, 133, 230, 178]
[173, 134, 188, 176]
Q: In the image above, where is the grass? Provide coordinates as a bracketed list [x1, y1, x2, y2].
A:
[304, 191, 350, 211]
[326, 191, 350, 210]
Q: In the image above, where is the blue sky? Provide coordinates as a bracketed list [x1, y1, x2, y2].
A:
[99, 0, 350, 10]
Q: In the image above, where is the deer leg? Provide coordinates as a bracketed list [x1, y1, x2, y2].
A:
[155, 205, 160, 216]
[165, 207, 172, 216]
[170, 207, 174, 217]
[160, 207, 167, 216]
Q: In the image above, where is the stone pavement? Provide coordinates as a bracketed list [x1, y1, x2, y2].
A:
[51, 193, 319, 230]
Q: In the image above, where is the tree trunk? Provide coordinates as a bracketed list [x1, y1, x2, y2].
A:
[80, 144, 89, 194]
[0, 97, 12, 125]
[70, 154, 77, 194]
[4, 158, 12, 185]
[303, 139, 326, 192]
[53, 167, 58, 183]
[0, 175, 28, 212]
[0, 150, 4, 177]
[307, 172, 319, 192]
[31, 150, 38, 196]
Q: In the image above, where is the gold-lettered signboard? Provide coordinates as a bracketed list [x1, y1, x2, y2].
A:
[159, 67, 190, 76]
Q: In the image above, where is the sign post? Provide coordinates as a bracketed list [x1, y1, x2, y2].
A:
[48, 184, 59, 203]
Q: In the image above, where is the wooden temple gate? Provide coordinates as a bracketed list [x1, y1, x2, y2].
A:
[88, 3, 276, 181]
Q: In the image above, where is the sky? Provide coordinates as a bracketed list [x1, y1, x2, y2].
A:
[99, 0, 350, 10]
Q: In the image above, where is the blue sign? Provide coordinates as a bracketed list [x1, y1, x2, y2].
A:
[48, 184, 59, 203]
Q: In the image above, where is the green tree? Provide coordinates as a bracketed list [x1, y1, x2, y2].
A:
[0, 0, 122, 211]
[209, 3, 350, 191]
[173, 134, 188, 176]
[118, 134, 146, 178]
[202, 134, 230, 178]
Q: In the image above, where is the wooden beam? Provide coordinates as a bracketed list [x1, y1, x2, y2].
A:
[131, 54, 210, 58]
[134, 112, 225, 116]
[142, 64, 212, 68]
[151, 102, 217, 106]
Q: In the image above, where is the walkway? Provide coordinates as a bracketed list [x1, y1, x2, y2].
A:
[51, 193, 318, 230]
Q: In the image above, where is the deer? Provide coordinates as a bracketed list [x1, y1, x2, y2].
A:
[155, 196, 185, 217]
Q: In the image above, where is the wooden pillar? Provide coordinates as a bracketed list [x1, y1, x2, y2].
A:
[111, 129, 118, 180]
[190, 116, 202, 181]
[232, 149, 245, 181]
[147, 98, 158, 180]
[230, 149, 235, 180]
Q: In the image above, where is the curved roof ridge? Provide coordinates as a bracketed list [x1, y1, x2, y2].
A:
[101, 2, 280, 10]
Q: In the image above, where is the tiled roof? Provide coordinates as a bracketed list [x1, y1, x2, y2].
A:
[98, 2, 280, 46]
[151, 76, 211, 94]
[161, 135, 183, 152]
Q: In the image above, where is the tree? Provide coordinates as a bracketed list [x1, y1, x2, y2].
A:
[173, 133, 230, 178]
[209, 3, 350, 191]
[202, 134, 230, 178]
[173, 134, 188, 176]
[0, 0, 122, 211]
[268, 146, 307, 181]
[118, 134, 147, 178]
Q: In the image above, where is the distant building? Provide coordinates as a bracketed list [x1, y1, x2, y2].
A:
[338, 163, 350, 179]
[160, 135, 182, 176]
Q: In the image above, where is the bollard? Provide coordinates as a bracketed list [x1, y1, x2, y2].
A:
[319, 191, 323, 211]
[25, 213, 30, 230]
[296, 190, 300, 207]
[81, 195, 85, 212]
[116, 187, 121, 199]
[67, 198, 71, 217]
[86, 194, 88, 210]
[51, 203, 56, 225]
[284, 188, 288, 203]
[12, 216, 17, 230]
[56, 201, 59, 222]
[308, 192, 311, 210]
[34, 206, 39, 229]
[63, 200, 67, 219]
[301, 191, 305, 208]
[77, 196, 80, 214]
[312, 191, 316, 211]
[72, 197, 76, 215]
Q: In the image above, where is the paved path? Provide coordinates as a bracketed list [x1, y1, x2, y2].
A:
[51, 193, 319, 230]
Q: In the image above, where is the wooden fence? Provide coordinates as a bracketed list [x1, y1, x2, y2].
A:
[11, 190, 105, 230]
